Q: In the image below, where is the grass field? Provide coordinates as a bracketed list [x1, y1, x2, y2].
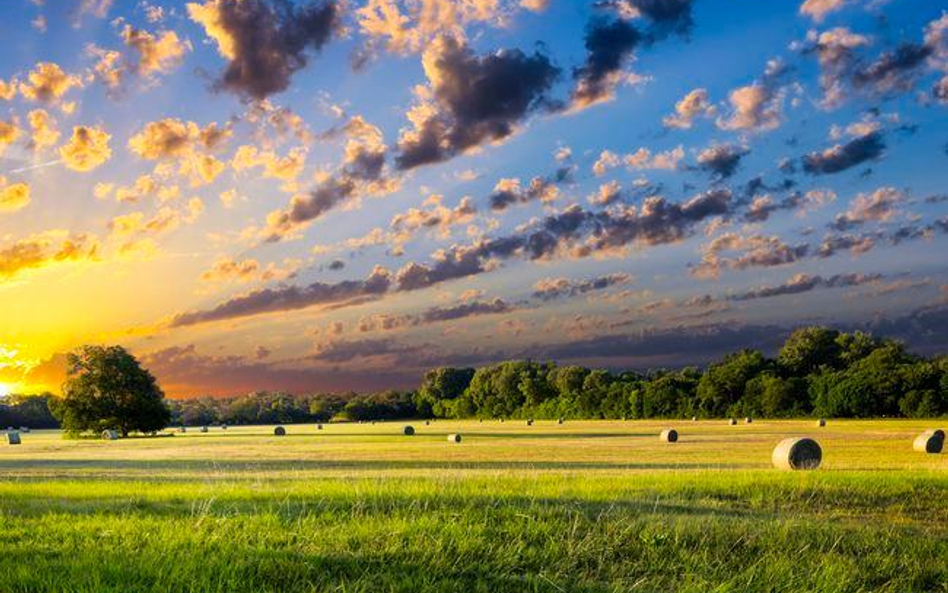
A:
[1, 419, 946, 592]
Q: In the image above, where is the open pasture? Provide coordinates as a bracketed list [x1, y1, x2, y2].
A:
[1, 420, 946, 592]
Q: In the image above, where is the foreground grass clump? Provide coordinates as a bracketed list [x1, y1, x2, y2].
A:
[0, 420, 945, 592]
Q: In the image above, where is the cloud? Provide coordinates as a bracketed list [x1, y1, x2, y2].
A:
[533, 273, 633, 301]
[171, 190, 730, 325]
[128, 118, 231, 186]
[232, 145, 306, 181]
[831, 186, 905, 230]
[570, 16, 642, 111]
[592, 145, 683, 176]
[264, 116, 393, 240]
[662, 87, 715, 129]
[200, 256, 299, 283]
[355, 0, 509, 57]
[91, 24, 191, 92]
[18, 62, 84, 107]
[170, 265, 392, 327]
[716, 82, 785, 132]
[489, 176, 559, 211]
[187, 0, 340, 100]
[391, 194, 477, 242]
[394, 35, 560, 169]
[0, 231, 99, 281]
[798, 0, 851, 23]
[798, 27, 871, 108]
[0, 177, 30, 213]
[691, 232, 809, 279]
[728, 272, 882, 301]
[59, 125, 112, 172]
[0, 120, 21, 156]
[801, 130, 885, 174]
[696, 144, 748, 179]
[26, 109, 60, 151]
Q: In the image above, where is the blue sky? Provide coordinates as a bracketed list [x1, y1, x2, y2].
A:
[0, 0, 946, 397]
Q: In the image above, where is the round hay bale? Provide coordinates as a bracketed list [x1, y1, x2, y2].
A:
[6, 431, 21, 445]
[557, 418, 564, 425]
[691, 416, 698, 422]
[728, 418, 737, 426]
[403, 425, 415, 436]
[659, 428, 678, 443]
[425, 420, 430, 426]
[317, 423, 323, 430]
[274, 426, 286, 436]
[447, 433, 462, 443]
[200, 426, 208, 433]
[179, 426, 187, 433]
[526, 419, 534, 426]
[744, 417, 753, 424]
[499, 418, 504, 423]
[913, 430, 944, 454]
[772, 437, 822, 470]
[817, 418, 826, 427]
[101, 429, 118, 441]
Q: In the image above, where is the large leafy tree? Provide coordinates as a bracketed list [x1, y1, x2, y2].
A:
[54, 346, 170, 437]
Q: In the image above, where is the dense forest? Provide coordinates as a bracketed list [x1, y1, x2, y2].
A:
[4, 327, 947, 428]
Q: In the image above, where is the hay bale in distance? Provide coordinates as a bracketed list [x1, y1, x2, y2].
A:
[913, 429, 944, 454]
[403, 425, 415, 436]
[691, 416, 698, 422]
[274, 426, 286, 436]
[447, 433, 462, 443]
[660, 428, 678, 443]
[557, 418, 564, 425]
[179, 426, 187, 433]
[200, 426, 208, 433]
[772, 437, 822, 470]
[317, 424, 323, 430]
[6, 432, 21, 445]
[221, 423, 228, 430]
[526, 419, 534, 426]
[817, 418, 826, 427]
[101, 429, 118, 441]
[729, 418, 737, 426]
[425, 420, 430, 426]
[745, 417, 753, 424]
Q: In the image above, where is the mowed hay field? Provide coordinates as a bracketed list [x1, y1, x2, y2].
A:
[1, 420, 946, 593]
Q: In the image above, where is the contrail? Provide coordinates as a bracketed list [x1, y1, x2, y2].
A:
[8, 159, 62, 173]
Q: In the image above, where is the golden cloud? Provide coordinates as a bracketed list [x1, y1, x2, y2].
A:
[59, 125, 112, 172]
[0, 177, 30, 213]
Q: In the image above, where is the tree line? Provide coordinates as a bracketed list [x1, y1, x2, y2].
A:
[169, 326, 948, 423]
[4, 327, 946, 435]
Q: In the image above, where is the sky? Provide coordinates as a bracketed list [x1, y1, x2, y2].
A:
[0, 0, 946, 398]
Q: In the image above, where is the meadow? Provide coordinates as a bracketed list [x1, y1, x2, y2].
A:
[1, 419, 946, 593]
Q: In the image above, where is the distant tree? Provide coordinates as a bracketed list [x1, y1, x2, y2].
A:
[416, 367, 475, 417]
[697, 350, 767, 416]
[742, 374, 809, 417]
[54, 345, 170, 437]
[810, 342, 910, 418]
[777, 327, 841, 376]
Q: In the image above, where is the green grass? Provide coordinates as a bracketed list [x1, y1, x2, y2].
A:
[1, 420, 946, 592]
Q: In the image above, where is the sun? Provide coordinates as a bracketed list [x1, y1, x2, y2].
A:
[0, 382, 11, 397]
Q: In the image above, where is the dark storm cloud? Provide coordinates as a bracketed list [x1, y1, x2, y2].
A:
[801, 131, 886, 175]
[197, 0, 340, 100]
[327, 259, 345, 271]
[728, 273, 882, 301]
[571, 17, 642, 109]
[627, 0, 695, 37]
[169, 266, 392, 327]
[395, 36, 560, 170]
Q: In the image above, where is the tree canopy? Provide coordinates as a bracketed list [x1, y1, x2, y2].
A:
[53, 345, 170, 437]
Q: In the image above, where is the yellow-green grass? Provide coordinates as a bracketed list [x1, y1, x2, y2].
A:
[1, 420, 945, 592]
